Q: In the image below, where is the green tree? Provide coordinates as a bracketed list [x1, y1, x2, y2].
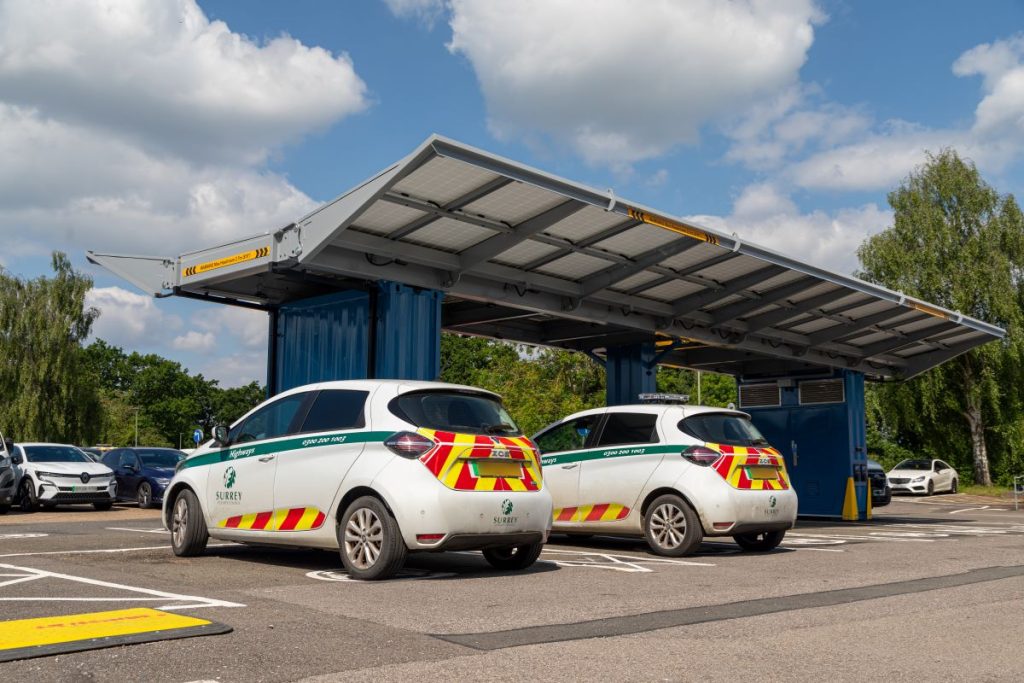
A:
[0, 253, 102, 443]
[858, 150, 1024, 485]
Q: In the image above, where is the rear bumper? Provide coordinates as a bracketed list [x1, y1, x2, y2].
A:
[436, 531, 546, 551]
[696, 488, 798, 536]
[373, 458, 553, 550]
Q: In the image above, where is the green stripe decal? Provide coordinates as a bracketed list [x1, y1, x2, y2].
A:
[540, 444, 680, 467]
[181, 431, 393, 470]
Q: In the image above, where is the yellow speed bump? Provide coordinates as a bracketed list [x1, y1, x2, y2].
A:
[0, 608, 231, 662]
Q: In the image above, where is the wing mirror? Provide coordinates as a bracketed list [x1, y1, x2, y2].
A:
[212, 425, 229, 447]
[11, 453, 22, 465]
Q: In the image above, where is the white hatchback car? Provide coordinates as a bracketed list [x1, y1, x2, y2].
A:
[9, 443, 116, 511]
[164, 380, 552, 580]
[534, 401, 798, 555]
[887, 459, 959, 495]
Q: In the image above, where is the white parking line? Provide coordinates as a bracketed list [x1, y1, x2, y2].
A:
[0, 543, 233, 559]
[949, 506, 990, 514]
[0, 562, 244, 610]
[106, 527, 170, 534]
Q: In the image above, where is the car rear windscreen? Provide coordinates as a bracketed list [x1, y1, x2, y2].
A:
[678, 413, 769, 447]
[390, 391, 520, 437]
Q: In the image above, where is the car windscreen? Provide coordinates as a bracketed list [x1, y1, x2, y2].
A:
[678, 413, 769, 447]
[390, 391, 521, 437]
[894, 459, 931, 471]
[137, 449, 185, 468]
[23, 445, 92, 463]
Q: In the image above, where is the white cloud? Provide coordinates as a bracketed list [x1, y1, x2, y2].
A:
[724, 84, 871, 170]
[193, 307, 268, 350]
[86, 286, 183, 347]
[687, 183, 890, 274]
[0, 0, 365, 258]
[776, 35, 1024, 192]
[445, 0, 823, 167]
[197, 351, 267, 388]
[383, 0, 446, 26]
[171, 330, 216, 353]
[0, 0, 367, 165]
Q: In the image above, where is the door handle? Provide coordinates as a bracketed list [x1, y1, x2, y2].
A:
[791, 441, 798, 467]
[258, 455, 275, 463]
[561, 463, 579, 470]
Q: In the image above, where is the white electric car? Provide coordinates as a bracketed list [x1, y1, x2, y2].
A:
[10, 443, 116, 511]
[534, 398, 798, 555]
[164, 380, 552, 580]
[887, 458, 959, 495]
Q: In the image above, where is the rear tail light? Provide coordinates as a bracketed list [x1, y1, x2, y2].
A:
[682, 445, 720, 466]
[384, 431, 435, 459]
[416, 533, 445, 543]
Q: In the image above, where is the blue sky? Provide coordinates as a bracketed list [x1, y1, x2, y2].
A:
[2, 0, 1024, 386]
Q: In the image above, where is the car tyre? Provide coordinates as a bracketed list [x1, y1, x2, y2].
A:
[733, 529, 786, 552]
[482, 542, 544, 571]
[338, 496, 406, 581]
[950, 478, 958, 494]
[18, 479, 37, 512]
[137, 482, 154, 509]
[643, 493, 702, 557]
[926, 480, 934, 496]
[93, 501, 112, 511]
[170, 489, 208, 557]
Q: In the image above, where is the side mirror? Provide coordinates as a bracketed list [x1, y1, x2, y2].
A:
[213, 425, 229, 447]
[124, 463, 137, 472]
[11, 454, 22, 465]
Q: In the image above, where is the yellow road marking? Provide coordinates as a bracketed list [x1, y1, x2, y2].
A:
[0, 608, 211, 650]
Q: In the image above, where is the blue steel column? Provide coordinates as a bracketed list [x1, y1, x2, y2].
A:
[605, 342, 656, 406]
[845, 370, 869, 518]
[372, 281, 442, 381]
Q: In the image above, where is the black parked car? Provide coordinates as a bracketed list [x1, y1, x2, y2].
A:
[868, 459, 891, 507]
[101, 447, 185, 509]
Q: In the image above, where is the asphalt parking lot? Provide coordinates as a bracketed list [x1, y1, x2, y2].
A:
[1, 495, 1022, 682]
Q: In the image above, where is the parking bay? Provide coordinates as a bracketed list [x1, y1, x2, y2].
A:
[0, 498, 1022, 681]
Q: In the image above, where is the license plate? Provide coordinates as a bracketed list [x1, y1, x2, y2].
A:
[873, 489, 885, 496]
[473, 459, 522, 478]
[746, 466, 777, 480]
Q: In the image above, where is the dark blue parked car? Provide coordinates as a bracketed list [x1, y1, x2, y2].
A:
[101, 447, 185, 509]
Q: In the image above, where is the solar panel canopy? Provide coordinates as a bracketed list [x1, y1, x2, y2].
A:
[88, 135, 1004, 382]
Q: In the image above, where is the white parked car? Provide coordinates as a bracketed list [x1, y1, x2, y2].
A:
[887, 459, 959, 495]
[10, 443, 116, 511]
[534, 399, 798, 556]
[164, 380, 553, 580]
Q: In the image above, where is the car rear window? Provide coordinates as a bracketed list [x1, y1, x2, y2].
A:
[596, 413, 658, 447]
[678, 413, 769, 447]
[390, 391, 520, 437]
[299, 390, 369, 433]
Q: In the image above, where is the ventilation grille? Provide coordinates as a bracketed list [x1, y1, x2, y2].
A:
[799, 379, 845, 405]
[739, 383, 780, 408]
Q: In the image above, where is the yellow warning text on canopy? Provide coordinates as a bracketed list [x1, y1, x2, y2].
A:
[0, 608, 211, 650]
[182, 245, 270, 278]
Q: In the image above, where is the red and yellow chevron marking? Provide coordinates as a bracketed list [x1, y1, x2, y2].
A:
[217, 506, 326, 531]
[707, 443, 791, 491]
[553, 503, 631, 523]
[417, 430, 543, 492]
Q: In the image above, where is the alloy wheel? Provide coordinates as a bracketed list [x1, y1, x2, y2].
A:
[172, 496, 188, 548]
[649, 502, 687, 550]
[344, 508, 384, 569]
